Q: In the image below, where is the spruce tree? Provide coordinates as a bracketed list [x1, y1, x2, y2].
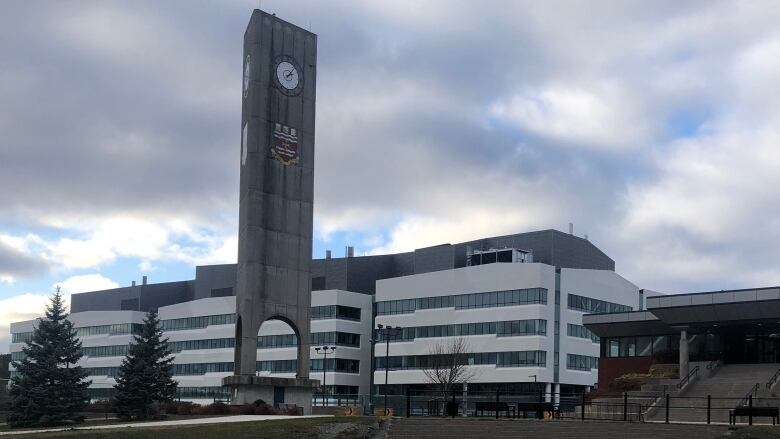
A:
[8, 289, 89, 427]
[112, 310, 177, 420]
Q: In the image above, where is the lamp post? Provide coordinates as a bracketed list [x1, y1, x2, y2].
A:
[376, 324, 402, 413]
[314, 345, 336, 395]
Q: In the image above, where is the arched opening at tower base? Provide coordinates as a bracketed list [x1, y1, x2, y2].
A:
[223, 314, 319, 413]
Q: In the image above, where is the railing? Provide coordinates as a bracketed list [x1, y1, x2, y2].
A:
[677, 365, 699, 390]
[373, 390, 780, 425]
[737, 383, 760, 407]
[766, 367, 780, 390]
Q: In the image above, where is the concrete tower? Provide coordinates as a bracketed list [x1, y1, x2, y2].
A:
[224, 10, 318, 408]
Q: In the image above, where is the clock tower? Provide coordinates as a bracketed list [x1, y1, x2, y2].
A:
[224, 10, 318, 410]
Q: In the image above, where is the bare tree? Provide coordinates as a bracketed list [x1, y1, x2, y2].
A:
[422, 337, 477, 397]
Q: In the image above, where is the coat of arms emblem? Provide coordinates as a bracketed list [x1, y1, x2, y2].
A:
[271, 122, 299, 165]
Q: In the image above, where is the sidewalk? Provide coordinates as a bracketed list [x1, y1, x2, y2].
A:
[0, 414, 331, 436]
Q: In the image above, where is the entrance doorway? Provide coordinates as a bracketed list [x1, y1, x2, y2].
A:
[722, 330, 780, 364]
[273, 386, 285, 407]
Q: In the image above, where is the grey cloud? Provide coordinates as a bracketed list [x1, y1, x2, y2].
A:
[0, 241, 50, 279]
[2, 0, 780, 294]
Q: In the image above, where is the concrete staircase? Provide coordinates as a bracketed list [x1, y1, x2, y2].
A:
[648, 363, 780, 423]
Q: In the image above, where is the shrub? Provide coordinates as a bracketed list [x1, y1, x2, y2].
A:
[609, 373, 652, 392]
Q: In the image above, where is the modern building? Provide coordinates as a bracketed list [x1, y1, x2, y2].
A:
[9, 289, 372, 405]
[373, 257, 637, 401]
[8, 229, 636, 402]
[583, 287, 780, 389]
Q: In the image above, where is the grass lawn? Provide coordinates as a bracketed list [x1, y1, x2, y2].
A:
[3, 417, 375, 438]
[726, 426, 780, 439]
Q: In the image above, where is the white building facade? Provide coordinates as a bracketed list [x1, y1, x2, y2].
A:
[373, 262, 637, 399]
[9, 290, 373, 404]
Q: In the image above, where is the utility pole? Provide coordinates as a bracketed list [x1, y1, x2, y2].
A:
[314, 346, 336, 394]
[376, 324, 402, 414]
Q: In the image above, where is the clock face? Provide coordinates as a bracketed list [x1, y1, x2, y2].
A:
[273, 56, 303, 96]
[243, 55, 251, 98]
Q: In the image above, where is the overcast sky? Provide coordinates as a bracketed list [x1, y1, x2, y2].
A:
[2, 0, 780, 352]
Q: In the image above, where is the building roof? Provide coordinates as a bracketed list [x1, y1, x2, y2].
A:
[584, 286, 780, 337]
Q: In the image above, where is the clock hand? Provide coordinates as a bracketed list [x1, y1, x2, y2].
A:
[284, 70, 293, 80]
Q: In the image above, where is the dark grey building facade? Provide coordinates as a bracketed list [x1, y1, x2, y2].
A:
[72, 229, 614, 313]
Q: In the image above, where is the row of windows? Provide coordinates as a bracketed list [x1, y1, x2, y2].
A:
[256, 359, 361, 374]
[566, 294, 632, 314]
[567, 324, 599, 343]
[173, 362, 234, 375]
[76, 323, 144, 337]
[376, 288, 548, 315]
[566, 354, 599, 371]
[311, 305, 361, 321]
[601, 335, 682, 358]
[375, 351, 547, 370]
[311, 358, 360, 373]
[161, 314, 237, 331]
[11, 332, 32, 343]
[13, 324, 142, 343]
[170, 338, 235, 352]
[378, 320, 548, 342]
[257, 334, 298, 349]
[257, 359, 297, 373]
[311, 332, 361, 348]
[82, 345, 129, 358]
[10, 332, 363, 362]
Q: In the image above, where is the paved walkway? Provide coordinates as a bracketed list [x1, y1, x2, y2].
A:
[0, 414, 331, 436]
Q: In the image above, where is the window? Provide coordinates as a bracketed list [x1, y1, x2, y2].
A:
[257, 360, 298, 373]
[311, 305, 361, 321]
[566, 354, 598, 371]
[310, 358, 360, 374]
[566, 294, 632, 314]
[75, 323, 143, 337]
[496, 351, 547, 367]
[257, 334, 298, 349]
[310, 332, 360, 348]
[11, 332, 33, 343]
[173, 362, 234, 375]
[160, 314, 236, 331]
[81, 345, 129, 357]
[169, 338, 236, 352]
[376, 288, 548, 316]
[375, 351, 545, 370]
[567, 324, 599, 343]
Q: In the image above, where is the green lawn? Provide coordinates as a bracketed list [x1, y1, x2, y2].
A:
[3, 417, 375, 439]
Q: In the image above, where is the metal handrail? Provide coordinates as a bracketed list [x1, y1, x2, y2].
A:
[737, 383, 760, 407]
[767, 367, 780, 390]
[677, 365, 699, 390]
[706, 359, 721, 371]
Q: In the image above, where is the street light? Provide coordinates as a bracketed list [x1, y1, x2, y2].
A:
[375, 324, 402, 414]
[314, 346, 337, 394]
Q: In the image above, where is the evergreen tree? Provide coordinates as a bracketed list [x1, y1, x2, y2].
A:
[112, 310, 177, 420]
[8, 289, 89, 427]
